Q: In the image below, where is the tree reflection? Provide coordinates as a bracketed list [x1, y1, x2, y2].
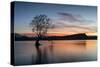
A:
[34, 40, 54, 64]
[34, 41, 49, 64]
[35, 41, 42, 64]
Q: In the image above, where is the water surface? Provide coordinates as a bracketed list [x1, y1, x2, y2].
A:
[14, 40, 97, 65]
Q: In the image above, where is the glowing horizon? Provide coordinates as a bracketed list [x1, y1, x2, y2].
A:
[18, 32, 97, 37]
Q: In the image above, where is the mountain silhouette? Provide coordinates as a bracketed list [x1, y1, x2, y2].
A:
[14, 33, 97, 41]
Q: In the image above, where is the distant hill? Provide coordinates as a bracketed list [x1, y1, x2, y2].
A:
[13, 33, 97, 41]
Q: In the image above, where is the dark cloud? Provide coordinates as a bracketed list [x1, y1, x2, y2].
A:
[57, 12, 82, 22]
[57, 12, 95, 24]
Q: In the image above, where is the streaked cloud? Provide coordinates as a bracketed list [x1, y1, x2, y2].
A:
[50, 12, 97, 33]
[57, 12, 95, 24]
[58, 12, 82, 22]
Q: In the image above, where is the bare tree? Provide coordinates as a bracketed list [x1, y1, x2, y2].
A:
[30, 14, 54, 64]
[30, 14, 54, 45]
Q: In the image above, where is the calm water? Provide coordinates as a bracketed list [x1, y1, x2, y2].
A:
[14, 40, 97, 65]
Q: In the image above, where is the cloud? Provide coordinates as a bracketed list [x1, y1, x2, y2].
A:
[53, 21, 94, 32]
[57, 12, 95, 24]
[51, 12, 97, 33]
[57, 12, 83, 23]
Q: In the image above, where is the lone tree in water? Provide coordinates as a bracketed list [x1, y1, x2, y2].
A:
[30, 14, 54, 47]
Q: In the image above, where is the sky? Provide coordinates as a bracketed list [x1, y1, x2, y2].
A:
[14, 1, 97, 36]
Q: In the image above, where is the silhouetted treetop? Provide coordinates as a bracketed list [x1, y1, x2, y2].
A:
[30, 14, 54, 37]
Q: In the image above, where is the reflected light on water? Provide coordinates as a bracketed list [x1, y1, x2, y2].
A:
[14, 40, 97, 65]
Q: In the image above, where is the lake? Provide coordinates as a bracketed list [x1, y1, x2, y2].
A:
[14, 40, 97, 65]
